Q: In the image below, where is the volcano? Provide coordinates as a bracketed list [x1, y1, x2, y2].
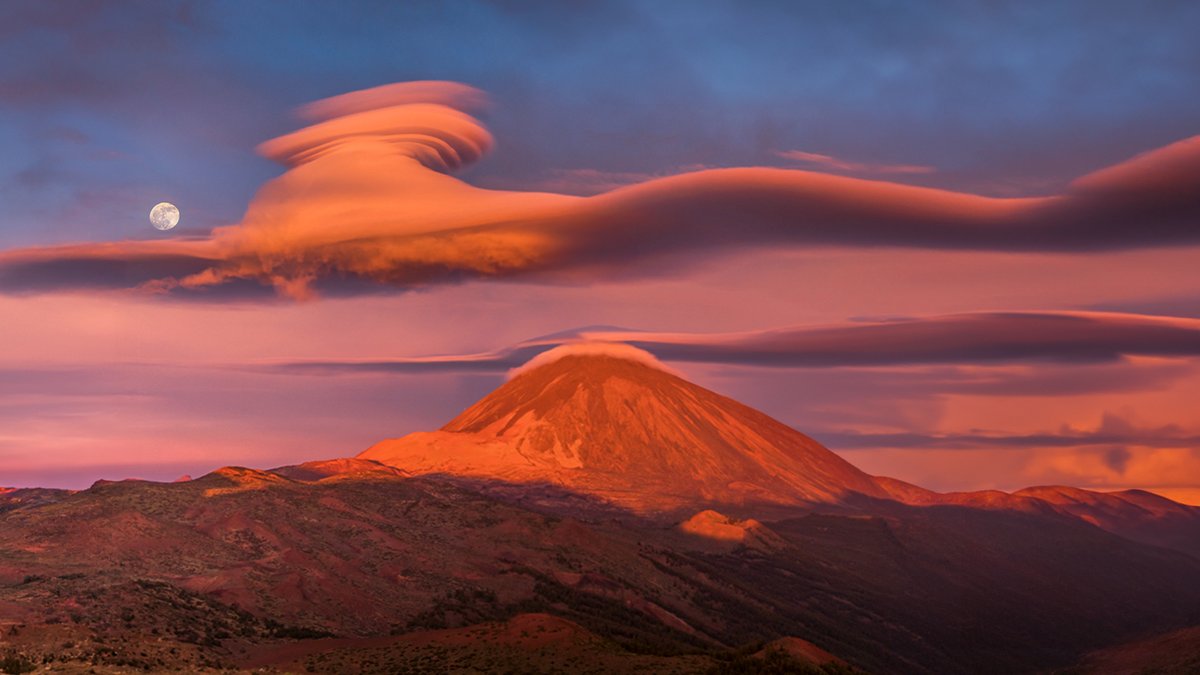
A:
[361, 345, 1200, 552]
[360, 347, 888, 510]
[5, 347, 1200, 673]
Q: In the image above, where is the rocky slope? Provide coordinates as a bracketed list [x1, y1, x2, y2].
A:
[3, 465, 1198, 673]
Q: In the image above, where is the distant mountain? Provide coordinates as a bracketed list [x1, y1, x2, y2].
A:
[1014, 485, 1200, 558]
[876, 476, 1200, 558]
[0, 486, 71, 514]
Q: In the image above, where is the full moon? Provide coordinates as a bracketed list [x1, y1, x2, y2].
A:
[149, 202, 180, 231]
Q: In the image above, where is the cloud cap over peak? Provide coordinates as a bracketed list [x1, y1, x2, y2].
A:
[506, 341, 679, 380]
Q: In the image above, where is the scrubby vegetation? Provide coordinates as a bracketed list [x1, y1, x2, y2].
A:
[0, 654, 35, 675]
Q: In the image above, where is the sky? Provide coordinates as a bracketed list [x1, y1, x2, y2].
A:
[2, 1, 1200, 504]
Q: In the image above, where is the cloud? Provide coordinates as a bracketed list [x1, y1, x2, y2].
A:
[1103, 446, 1133, 473]
[597, 312, 1200, 367]
[813, 414, 1200, 496]
[263, 311, 1200, 374]
[774, 149, 935, 175]
[504, 342, 679, 380]
[819, 426, 1200, 451]
[295, 80, 490, 121]
[0, 2, 197, 105]
[0, 240, 219, 293]
[3, 81, 1200, 299]
[1017, 445, 1200, 496]
[507, 168, 669, 196]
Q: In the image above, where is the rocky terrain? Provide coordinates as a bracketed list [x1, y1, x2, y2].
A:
[2, 352, 1198, 673]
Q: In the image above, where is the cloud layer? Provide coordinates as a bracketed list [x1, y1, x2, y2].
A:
[2, 81, 1200, 299]
[267, 311, 1200, 374]
[774, 149, 936, 175]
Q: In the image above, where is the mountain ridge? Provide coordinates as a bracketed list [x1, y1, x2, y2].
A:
[3, 349, 1199, 672]
[359, 350, 1200, 548]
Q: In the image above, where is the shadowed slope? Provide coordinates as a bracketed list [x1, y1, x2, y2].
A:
[875, 476, 1200, 559]
[1015, 485, 1200, 558]
[4, 466, 1199, 674]
[1073, 625, 1200, 674]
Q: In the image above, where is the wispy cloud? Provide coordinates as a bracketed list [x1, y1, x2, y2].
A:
[263, 311, 1200, 373]
[774, 149, 935, 175]
[820, 412, 1200, 451]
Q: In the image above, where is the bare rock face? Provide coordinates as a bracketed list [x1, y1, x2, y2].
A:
[362, 352, 888, 510]
[677, 509, 790, 552]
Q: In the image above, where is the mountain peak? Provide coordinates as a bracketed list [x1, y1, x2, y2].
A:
[363, 346, 887, 509]
[447, 350, 686, 434]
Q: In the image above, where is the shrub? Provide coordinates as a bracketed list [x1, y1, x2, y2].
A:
[0, 654, 35, 674]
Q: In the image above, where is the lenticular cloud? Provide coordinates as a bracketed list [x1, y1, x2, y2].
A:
[3, 81, 1200, 299]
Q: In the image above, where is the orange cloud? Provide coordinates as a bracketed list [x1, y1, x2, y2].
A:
[3, 81, 1200, 299]
[294, 80, 489, 122]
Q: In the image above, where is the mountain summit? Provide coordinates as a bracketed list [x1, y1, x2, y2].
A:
[360, 345, 887, 509]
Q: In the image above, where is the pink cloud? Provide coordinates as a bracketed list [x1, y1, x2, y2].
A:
[295, 80, 490, 122]
[265, 311, 1200, 372]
